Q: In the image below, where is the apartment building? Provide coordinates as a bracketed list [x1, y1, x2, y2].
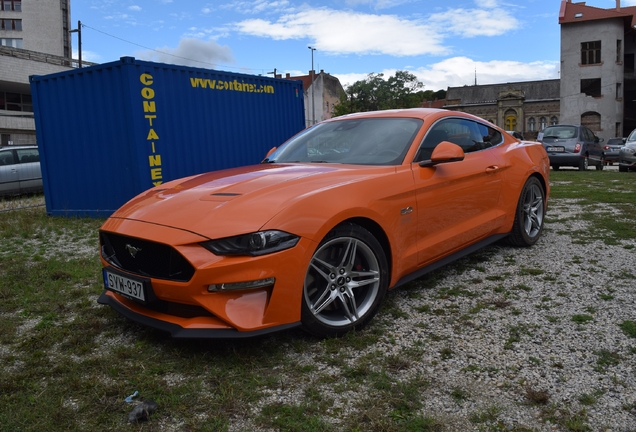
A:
[1, 0, 73, 145]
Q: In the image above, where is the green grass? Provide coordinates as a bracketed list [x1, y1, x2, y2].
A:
[1, 170, 635, 431]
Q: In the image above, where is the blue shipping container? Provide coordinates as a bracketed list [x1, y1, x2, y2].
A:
[30, 57, 306, 217]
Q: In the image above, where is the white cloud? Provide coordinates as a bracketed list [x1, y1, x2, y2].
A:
[135, 38, 235, 68]
[333, 57, 560, 90]
[221, 0, 292, 14]
[236, 9, 447, 56]
[129, 5, 142, 12]
[429, 7, 519, 37]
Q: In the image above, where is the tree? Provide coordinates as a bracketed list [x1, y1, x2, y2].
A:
[333, 71, 426, 116]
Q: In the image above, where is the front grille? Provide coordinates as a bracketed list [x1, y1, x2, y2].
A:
[100, 231, 195, 282]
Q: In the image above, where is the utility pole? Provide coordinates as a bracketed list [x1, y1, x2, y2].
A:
[308, 46, 316, 125]
[69, 20, 82, 68]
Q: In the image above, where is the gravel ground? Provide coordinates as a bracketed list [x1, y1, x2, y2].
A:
[3, 192, 635, 431]
[235, 197, 636, 431]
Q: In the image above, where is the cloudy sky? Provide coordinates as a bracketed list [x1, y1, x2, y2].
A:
[72, 0, 633, 91]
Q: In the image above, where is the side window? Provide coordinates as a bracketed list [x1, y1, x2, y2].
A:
[582, 128, 593, 142]
[0, 150, 15, 166]
[16, 148, 39, 163]
[415, 118, 502, 162]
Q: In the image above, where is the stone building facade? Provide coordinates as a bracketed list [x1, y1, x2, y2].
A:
[283, 70, 345, 128]
[445, 80, 560, 141]
[559, 0, 636, 139]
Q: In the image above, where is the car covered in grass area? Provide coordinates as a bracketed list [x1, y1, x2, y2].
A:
[538, 124, 604, 171]
[98, 108, 550, 338]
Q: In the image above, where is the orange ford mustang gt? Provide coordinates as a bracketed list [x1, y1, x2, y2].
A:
[98, 108, 550, 338]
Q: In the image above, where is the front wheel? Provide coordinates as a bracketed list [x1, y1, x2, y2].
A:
[619, 165, 628, 172]
[507, 177, 545, 247]
[301, 223, 388, 338]
[578, 156, 588, 171]
[595, 160, 604, 171]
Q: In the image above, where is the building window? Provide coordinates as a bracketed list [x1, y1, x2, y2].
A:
[0, 38, 22, 48]
[539, 117, 547, 130]
[616, 83, 622, 99]
[581, 41, 601, 65]
[617, 40, 622, 63]
[0, 19, 22, 30]
[0, 91, 32, 112]
[581, 111, 601, 132]
[1, 1, 21, 11]
[581, 78, 601, 97]
[528, 117, 536, 132]
[550, 116, 558, 125]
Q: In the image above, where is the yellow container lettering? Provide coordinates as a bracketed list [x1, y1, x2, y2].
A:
[149, 155, 161, 166]
[150, 168, 162, 180]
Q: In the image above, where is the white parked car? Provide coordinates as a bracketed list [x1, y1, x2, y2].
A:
[0, 145, 43, 197]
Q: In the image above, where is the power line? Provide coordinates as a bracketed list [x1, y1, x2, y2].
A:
[80, 23, 257, 72]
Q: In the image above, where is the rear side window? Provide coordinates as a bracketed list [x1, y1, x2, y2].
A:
[0, 150, 15, 166]
[16, 148, 39, 163]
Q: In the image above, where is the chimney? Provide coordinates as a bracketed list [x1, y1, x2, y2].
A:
[286, 73, 290, 78]
[617, 0, 621, 11]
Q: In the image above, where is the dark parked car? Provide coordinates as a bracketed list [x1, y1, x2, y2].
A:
[538, 124, 604, 171]
[0, 145, 43, 197]
[603, 137, 625, 165]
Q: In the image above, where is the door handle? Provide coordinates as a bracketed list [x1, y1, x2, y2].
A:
[485, 166, 500, 173]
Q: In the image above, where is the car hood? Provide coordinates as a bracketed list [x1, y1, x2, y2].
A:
[109, 163, 392, 238]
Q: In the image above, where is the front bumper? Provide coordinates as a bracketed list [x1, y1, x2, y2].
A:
[97, 291, 301, 338]
[98, 218, 315, 337]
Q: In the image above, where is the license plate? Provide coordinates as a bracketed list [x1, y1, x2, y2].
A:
[103, 269, 146, 301]
[546, 146, 564, 152]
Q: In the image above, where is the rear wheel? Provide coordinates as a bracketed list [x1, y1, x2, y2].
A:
[595, 160, 604, 171]
[619, 165, 628, 172]
[507, 177, 545, 247]
[578, 156, 588, 171]
[301, 223, 388, 338]
[552, 165, 560, 171]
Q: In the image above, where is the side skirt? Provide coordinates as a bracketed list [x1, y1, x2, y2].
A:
[392, 233, 509, 289]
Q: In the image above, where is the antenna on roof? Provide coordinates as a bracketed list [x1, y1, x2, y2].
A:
[474, 67, 477, 86]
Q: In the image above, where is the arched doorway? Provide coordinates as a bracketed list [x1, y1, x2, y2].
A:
[505, 109, 517, 130]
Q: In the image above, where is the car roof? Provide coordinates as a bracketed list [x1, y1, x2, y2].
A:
[0, 145, 38, 150]
[326, 108, 496, 126]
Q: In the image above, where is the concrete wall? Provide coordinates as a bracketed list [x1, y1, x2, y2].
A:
[560, 19, 624, 140]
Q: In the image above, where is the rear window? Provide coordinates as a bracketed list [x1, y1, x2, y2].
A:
[542, 126, 577, 139]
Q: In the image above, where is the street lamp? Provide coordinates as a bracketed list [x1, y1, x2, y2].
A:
[69, 20, 82, 68]
[308, 46, 316, 125]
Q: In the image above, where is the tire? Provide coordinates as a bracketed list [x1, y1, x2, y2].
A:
[507, 177, 545, 247]
[301, 223, 388, 338]
[619, 165, 628, 172]
[595, 161, 604, 171]
[578, 156, 588, 171]
[551, 165, 560, 171]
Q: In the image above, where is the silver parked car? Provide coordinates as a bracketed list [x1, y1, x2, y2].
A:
[602, 137, 625, 165]
[0, 145, 43, 197]
[618, 130, 636, 172]
[538, 124, 604, 171]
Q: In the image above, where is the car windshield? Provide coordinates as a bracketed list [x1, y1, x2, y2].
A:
[542, 126, 577, 139]
[265, 117, 423, 165]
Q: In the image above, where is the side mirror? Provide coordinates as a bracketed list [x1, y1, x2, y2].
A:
[419, 141, 465, 168]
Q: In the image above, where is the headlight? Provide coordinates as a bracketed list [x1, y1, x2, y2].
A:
[201, 230, 300, 256]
